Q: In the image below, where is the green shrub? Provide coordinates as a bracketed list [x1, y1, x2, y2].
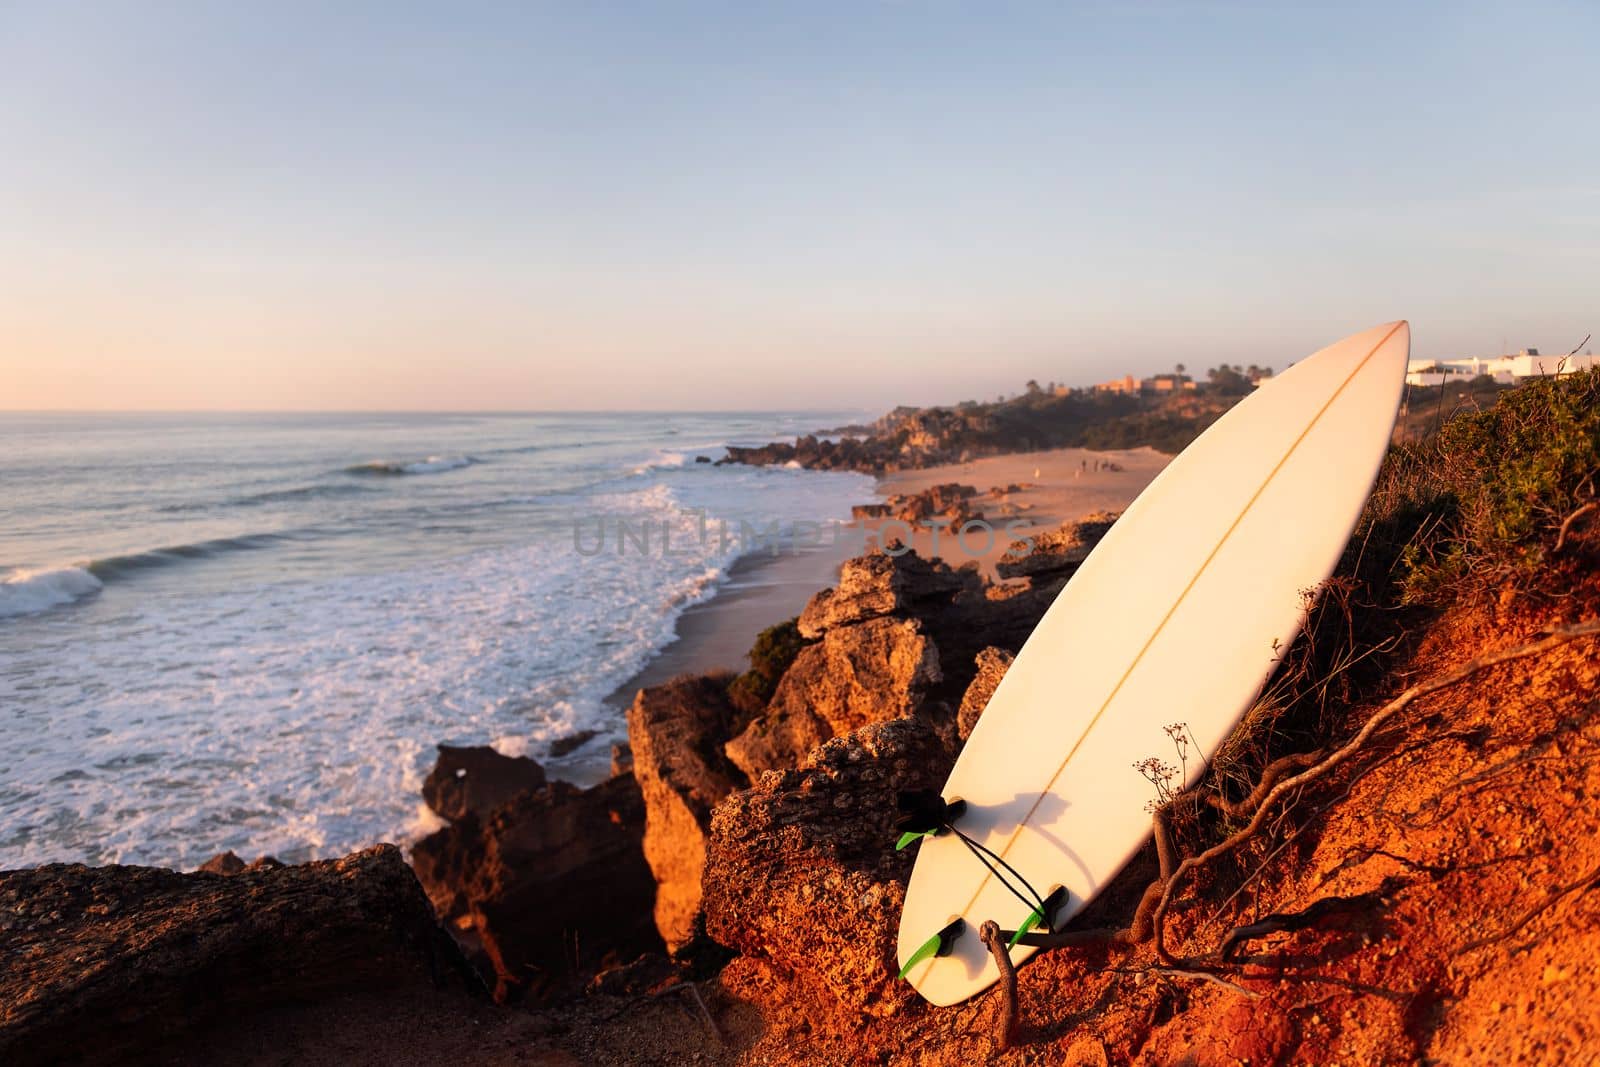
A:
[726, 618, 807, 715]
[1368, 369, 1600, 604]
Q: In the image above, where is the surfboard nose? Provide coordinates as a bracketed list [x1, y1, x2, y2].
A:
[1375, 320, 1411, 372]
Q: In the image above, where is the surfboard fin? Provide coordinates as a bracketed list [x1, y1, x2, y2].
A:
[893, 792, 967, 850]
[1005, 885, 1070, 949]
[895, 830, 931, 851]
[897, 917, 965, 980]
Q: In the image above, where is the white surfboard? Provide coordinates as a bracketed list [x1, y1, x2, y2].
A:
[897, 321, 1410, 1006]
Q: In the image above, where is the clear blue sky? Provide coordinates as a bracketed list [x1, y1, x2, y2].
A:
[2, 1, 1595, 410]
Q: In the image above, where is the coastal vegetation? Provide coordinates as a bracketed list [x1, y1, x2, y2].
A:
[725, 619, 807, 715]
[1384, 368, 1599, 603]
[722, 366, 1265, 472]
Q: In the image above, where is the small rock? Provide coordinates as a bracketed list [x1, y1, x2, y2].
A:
[196, 851, 246, 876]
[421, 745, 547, 823]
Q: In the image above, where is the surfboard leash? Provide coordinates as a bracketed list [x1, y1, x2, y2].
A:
[894, 789, 1050, 925]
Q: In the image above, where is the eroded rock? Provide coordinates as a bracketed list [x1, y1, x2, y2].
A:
[996, 510, 1119, 585]
[421, 744, 547, 824]
[626, 673, 748, 950]
[196, 851, 245, 876]
[702, 718, 953, 1019]
[725, 617, 941, 778]
[797, 550, 966, 639]
[410, 773, 659, 1001]
[957, 646, 1014, 741]
[0, 846, 479, 1066]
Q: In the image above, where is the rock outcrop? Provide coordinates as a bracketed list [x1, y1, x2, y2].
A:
[410, 764, 660, 1002]
[996, 509, 1119, 586]
[719, 434, 893, 473]
[626, 674, 749, 950]
[796, 549, 967, 639]
[0, 846, 479, 1067]
[957, 645, 1013, 740]
[702, 718, 953, 1020]
[196, 850, 246, 875]
[851, 483, 983, 526]
[194, 851, 282, 875]
[421, 744, 547, 823]
[725, 616, 942, 778]
[717, 384, 1238, 475]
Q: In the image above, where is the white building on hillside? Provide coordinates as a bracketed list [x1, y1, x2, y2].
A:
[1405, 348, 1598, 387]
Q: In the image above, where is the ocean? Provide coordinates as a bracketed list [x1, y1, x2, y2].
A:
[0, 411, 874, 869]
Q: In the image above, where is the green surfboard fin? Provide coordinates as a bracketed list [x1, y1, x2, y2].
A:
[1005, 886, 1070, 949]
[1006, 906, 1046, 949]
[896, 830, 933, 851]
[897, 918, 965, 980]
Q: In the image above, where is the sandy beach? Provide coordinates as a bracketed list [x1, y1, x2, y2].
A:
[869, 446, 1171, 579]
[591, 446, 1172, 759]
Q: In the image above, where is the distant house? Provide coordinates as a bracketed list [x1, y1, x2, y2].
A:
[1143, 373, 1196, 393]
[1405, 348, 1598, 387]
[1093, 372, 1199, 395]
[1095, 374, 1140, 394]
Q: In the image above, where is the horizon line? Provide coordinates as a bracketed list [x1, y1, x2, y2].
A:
[0, 406, 882, 417]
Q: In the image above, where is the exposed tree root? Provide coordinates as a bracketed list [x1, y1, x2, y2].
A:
[1219, 878, 1403, 961]
[1209, 749, 1324, 819]
[979, 618, 1599, 1048]
[1150, 617, 1600, 964]
[1148, 966, 1262, 999]
[1012, 926, 1132, 949]
[979, 919, 1020, 1050]
[1456, 858, 1600, 955]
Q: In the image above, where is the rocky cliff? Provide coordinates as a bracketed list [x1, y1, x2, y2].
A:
[720, 388, 1244, 472]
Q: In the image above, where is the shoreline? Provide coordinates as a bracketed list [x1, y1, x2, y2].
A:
[552, 531, 865, 784]
[560, 445, 1172, 782]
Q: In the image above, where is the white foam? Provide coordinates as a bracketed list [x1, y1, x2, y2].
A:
[490, 735, 532, 759]
[0, 566, 103, 618]
[406, 801, 448, 840]
[403, 455, 476, 474]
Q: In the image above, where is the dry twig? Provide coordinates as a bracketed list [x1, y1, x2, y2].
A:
[1553, 502, 1597, 554]
[1148, 966, 1263, 999]
[652, 981, 723, 1044]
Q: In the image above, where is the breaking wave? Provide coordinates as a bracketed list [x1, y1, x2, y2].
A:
[0, 566, 104, 618]
[158, 482, 372, 513]
[86, 532, 298, 581]
[345, 455, 478, 477]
